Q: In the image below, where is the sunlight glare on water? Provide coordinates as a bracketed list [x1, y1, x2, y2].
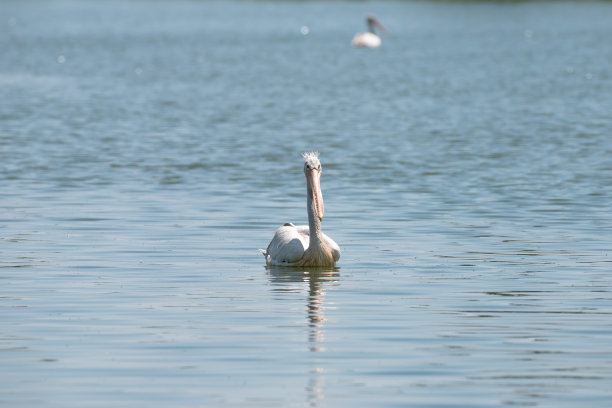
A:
[1, 1, 611, 407]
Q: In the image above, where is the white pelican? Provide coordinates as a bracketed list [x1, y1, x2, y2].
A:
[261, 152, 340, 267]
[351, 15, 386, 48]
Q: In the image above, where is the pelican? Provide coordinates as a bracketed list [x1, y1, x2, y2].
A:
[351, 15, 386, 48]
[261, 152, 340, 267]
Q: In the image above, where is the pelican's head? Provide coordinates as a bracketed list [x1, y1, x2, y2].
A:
[366, 15, 386, 35]
[302, 151, 324, 221]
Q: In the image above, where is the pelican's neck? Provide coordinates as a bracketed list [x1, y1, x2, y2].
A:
[306, 185, 323, 249]
[368, 21, 375, 34]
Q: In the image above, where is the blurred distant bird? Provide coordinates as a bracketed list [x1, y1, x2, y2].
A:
[352, 15, 386, 48]
[261, 152, 340, 267]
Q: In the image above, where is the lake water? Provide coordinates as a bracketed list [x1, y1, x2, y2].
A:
[1, 0, 611, 407]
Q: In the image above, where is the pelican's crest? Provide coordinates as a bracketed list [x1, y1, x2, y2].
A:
[302, 151, 320, 166]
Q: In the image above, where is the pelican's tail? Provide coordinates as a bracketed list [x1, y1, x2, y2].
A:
[258, 249, 272, 265]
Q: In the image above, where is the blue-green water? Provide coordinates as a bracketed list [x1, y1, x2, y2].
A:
[1, 1, 611, 407]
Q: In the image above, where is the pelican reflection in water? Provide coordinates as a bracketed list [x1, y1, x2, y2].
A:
[268, 266, 339, 406]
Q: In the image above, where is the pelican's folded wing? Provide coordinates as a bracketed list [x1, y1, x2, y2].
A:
[265, 224, 308, 264]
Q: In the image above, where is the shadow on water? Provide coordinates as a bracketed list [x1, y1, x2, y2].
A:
[267, 266, 339, 407]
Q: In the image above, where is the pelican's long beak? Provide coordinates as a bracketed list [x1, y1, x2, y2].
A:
[374, 19, 387, 35]
[307, 170, 324, 221]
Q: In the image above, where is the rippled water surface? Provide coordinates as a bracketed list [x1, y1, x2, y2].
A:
[2, 1, 612, 407]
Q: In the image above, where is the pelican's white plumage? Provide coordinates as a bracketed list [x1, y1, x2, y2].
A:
[261, 152, 340, 267]
[352, 15, 386, 49]
[352, 32, 381, 48]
